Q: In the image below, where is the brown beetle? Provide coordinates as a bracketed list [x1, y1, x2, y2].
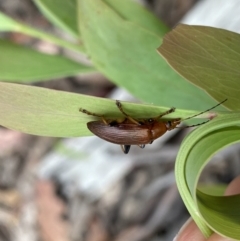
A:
[79, 99, 227, 154]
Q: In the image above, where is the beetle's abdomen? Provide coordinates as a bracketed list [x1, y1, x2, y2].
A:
[87, 121, 151, 145]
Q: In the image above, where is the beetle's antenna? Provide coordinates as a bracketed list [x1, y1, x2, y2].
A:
[175, 99, 227, 129]
[181, 119, 211, 128]
[182, 99, 227, 121]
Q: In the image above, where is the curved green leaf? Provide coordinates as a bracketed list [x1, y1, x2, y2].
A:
[77, 0, 223, 110]
[158, 24, 240, 110]
[0, 39, 92, 82]
[34, 0, 79, 38]
[175, 114, 240, 239]
[0, 82, 227, 137]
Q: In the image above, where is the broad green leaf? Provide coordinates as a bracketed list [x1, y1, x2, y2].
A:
[34, 0, 79, 38]
[103, 0, 169, 36]
[158, 24, 240, 110]
[0, 39, 92, 82]
[77, 0, 223, 110]
[176, 114, 240, 239]
[0, 82, 227, 137]
[0, 12, 85, 53]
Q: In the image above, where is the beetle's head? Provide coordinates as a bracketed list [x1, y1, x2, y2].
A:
[166, 118, 181, 130]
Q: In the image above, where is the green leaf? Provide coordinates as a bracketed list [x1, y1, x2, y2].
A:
[0, 12, 20, 31]
[0, 39, 93, 82]
[197, 184, 227, 196]
[103, 0, 169, 36]
[0, 11, 85, 53]
[0, 82, 226, 137]
[77, 0, 223, 110]
[175, 114, 240, 239]
[158, 24, 240, 110]
[33, 0, 79, 38]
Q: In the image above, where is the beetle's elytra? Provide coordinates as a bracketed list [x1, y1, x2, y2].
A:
[79, 99, 227, 154]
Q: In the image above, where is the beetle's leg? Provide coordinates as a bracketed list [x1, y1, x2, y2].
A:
[116, 100, 140, 125]
[121, 145, 131, 154]
[138, 144, 145, 149]
[154, 107, 176, 120]
[79, 108, 108, 125]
